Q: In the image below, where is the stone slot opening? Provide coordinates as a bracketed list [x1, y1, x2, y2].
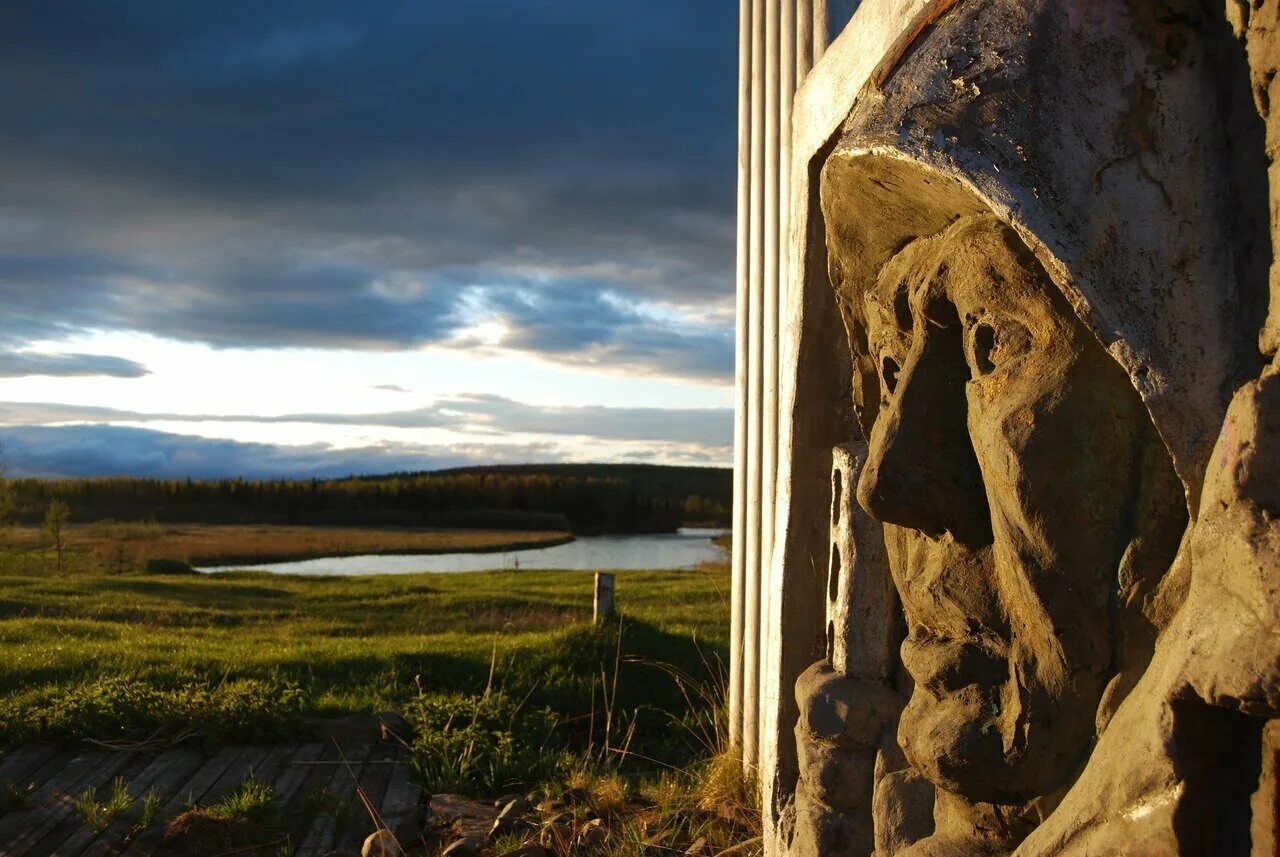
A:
[1170, 700, 1267, 855]
[828, 541, 840, 604]
[832, 467, 843, 527]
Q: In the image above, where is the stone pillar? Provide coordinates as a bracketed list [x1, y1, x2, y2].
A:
[813, 0, 829, 62]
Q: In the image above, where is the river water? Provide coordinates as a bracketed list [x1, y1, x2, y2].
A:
[199, 527, 728, 576]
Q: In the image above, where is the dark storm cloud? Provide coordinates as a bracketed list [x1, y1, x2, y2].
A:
[0, 1, 736, 378]
[0, 424, 563, 480]
[0, 394, 733, 448]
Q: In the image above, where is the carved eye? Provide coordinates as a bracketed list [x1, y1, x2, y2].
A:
[969, 320, 1030, 378]
[893, 291, 913, 332]
[972, 323, 997, 375]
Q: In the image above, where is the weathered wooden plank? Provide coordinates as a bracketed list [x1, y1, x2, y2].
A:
[278, 742, 346, 851]
[27, 752, 154, 857]
[246, 744, 295, 792]
[0, 748, 81, 810]
[329, 744, 392, 852]
[269, 743, 326, 814]
[4, 751, 134, 856]
[0, 750, 108, 844]
[377, 749, 423, 848]
[349, 742, 397, 835]
[293, 743, 374, 857]
[116, 744, 242, 857]
[190, 745, 274, 813]
[56, 747, 205, 857]
[266, 743, 331, 857]
[0, 744, 61, 791]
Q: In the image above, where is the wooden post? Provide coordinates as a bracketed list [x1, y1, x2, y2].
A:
[594, 573, 615, 624]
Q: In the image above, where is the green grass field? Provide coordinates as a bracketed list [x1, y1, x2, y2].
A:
[0, 565, 731, 778]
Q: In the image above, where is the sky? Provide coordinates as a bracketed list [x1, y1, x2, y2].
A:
[0, 1, 738, 479]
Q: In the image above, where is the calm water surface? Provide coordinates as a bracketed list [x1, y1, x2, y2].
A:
[200, 527, 727, 576]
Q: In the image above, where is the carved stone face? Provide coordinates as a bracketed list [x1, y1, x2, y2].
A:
[846, 215, 1184, 806]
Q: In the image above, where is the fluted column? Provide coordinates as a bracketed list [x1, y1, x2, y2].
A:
[729, 0, 753, 758]
[740, 0, 769, 775]
[733, 0, 855, 785]
[813, 0, 830, 61]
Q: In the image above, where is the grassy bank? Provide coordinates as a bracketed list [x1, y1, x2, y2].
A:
[0, 522, 572, 574]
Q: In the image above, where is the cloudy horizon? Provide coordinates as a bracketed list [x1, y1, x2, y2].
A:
[0, 1, 736, 479]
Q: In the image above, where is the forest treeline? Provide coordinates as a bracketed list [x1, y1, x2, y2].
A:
[4, 464, 732, 534]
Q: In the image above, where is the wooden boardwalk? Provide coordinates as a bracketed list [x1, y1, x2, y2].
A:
[0, 739, 424, 857]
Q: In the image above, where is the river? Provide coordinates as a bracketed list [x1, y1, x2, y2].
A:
[199, 527, 728, 576]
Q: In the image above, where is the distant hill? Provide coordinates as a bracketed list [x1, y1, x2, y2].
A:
[8, 463, 732, 535]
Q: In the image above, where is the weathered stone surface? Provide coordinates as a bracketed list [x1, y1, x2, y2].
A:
[577, 817, 609, 848]
[870, 768, 932, 857]
[539, 812, 574, 853]
[1233, 0, 1280, 357]
[774, 0, 1280, 854]
[428, 794, 498, 842]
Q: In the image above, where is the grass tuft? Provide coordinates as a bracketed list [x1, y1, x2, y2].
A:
[75, 776, 133, 832]
[203, 774, 276, 825]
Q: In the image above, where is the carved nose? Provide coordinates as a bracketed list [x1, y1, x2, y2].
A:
[856, 315, 992, 548]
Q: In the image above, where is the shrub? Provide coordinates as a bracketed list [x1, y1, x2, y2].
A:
[4, 676, 303, 746]
[406, 690, 563, 796]
[143, 558, 195, 575]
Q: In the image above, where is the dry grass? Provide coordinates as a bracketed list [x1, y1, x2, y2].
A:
[0, 522, 571, 573]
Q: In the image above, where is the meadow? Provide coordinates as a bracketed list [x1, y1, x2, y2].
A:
[0, 562, 733, 774]
[0, 528, 759, 854]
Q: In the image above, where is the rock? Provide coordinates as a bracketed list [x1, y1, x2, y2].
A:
[428, 794, 498, 840]
[560, 786, 589, 806]
[441, 835, 482, 857]
[361, 830, 405, 857]
[539, 812, 574, 853]
[498, 847, 548, 857]
[489, 795, 536, 838]
[576, 817, 608, 848]
[498, 796, 532, 818]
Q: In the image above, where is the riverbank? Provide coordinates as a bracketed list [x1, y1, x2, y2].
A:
[0, 523, 574, 575]
[203, 527, 727, 576]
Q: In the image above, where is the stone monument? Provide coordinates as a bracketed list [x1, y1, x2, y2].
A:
[747, 1, 1280, 854]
